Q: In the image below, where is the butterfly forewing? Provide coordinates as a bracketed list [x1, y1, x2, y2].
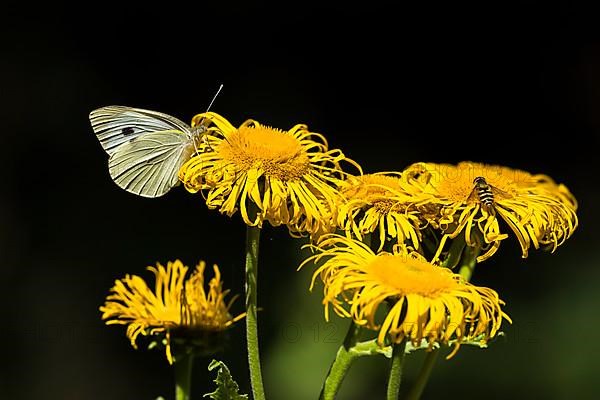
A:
[108, 130, 195, 198]
[90, 106, 192, 155]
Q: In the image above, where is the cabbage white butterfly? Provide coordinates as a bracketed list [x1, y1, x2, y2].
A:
[89, 86, 222, 198]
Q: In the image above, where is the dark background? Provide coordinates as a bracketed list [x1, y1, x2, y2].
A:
[2, 2, 599, 399]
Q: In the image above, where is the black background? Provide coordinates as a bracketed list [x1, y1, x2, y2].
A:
[2, 2, 599, 399]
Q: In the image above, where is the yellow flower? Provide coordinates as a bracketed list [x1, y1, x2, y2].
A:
[400, 161, 578, 262]
[300, 235, 511, 358]
[100, 260, 243, 364]
[178, 112, 361, 236]
[336, 173, 425, 251]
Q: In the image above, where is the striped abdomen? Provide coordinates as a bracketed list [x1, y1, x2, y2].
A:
[473, 176, 494, 208]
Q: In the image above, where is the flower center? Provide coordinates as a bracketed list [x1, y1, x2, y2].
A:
[366, 254, 458, 297]
[373, 199, 396, 213]
[431, 162, 522, 203]
[342, 174, 403, 198]
[342, 174, 407, 213]
[219, 125, 310, 180]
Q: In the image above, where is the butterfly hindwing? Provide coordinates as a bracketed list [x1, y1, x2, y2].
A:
[108, 130, 195, 198]
[90, 106, 192, 155]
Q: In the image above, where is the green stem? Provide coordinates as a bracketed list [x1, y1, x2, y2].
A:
[319, 322, 360, 400]
[362, 233, 372, 249]
[458, 245, 480, 282]
[318, 234, 374, 400]
[174, 353, 194, 400]
[245, 210, 265, 400]
[404, 350, 439, 400]
[386, 340, 407, 400]
[441, 232, 466, 269]
[404, 244, 480, 400]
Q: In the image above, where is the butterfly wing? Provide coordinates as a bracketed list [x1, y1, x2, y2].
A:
[89, 106, 191, 155]
[108, 130, 195, 197]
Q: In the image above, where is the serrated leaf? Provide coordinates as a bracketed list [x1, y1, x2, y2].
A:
[402, 332, 506, 354]
[203, 359, 248, 400]
[345, 332, 507, 361]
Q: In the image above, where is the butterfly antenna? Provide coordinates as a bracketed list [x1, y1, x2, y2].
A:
[196, 84, 224, 154]
[206, 83, 223, 113]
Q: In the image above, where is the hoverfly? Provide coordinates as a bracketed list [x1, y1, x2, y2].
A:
[467, 176, 510, 212]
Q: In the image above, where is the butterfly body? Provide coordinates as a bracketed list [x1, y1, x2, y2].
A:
[90, 106, 207, 198]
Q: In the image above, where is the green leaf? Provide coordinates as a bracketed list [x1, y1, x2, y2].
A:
[204, 359, 248, 400]
[403, 339, 440, 354]
[349, 339, 392, 358]
[346, 332, 507, 360]
[403, 332, 507, 354]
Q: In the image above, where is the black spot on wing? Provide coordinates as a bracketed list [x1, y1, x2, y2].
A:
[122, 127, 136, 136]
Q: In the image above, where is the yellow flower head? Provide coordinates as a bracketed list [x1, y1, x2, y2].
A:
[300, 235, 511, 358]
[401, 161, 578, 262]
[100, 260, 243, 364]
[337, 173, 424, 251]
[178, 112, 361, 236]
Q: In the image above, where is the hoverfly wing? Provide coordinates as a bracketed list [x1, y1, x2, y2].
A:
[468, 177, 511, 208]
[108, 130, 195, 198]
[89, 106, 192, 155]
[466, 186, 480, 203]
[489, 184, 511, 201]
